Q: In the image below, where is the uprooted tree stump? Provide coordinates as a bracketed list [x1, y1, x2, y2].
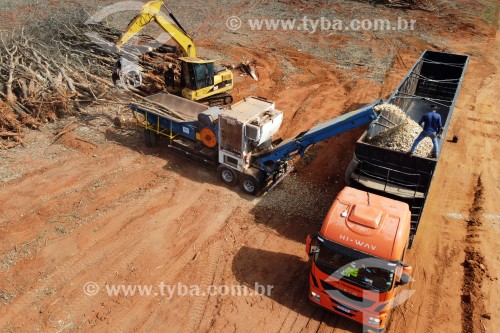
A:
[0, 11, 182, 149]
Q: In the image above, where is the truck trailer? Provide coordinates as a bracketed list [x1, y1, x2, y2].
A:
[305, 50, 468, 332]
[131, 93, 382, 195]
[345, 50, 469, 246]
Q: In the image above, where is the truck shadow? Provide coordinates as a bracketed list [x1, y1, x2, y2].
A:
[232, 246, 363, 333]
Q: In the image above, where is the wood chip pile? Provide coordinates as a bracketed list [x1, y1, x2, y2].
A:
[368, 104, 433, 158]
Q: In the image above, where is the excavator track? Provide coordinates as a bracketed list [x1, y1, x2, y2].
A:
[202, 93, 233, 107]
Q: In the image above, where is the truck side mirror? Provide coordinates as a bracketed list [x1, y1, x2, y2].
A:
[306, 235, 312, 256]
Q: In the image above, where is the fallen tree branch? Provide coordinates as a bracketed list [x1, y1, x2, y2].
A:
[0, 131, 22, 137]
[75, 137, 97, 146]
[0, 16, 181, 149]
[51, 121, 78, 143]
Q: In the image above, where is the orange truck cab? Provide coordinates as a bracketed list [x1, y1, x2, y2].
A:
[306, 187, 413, 333]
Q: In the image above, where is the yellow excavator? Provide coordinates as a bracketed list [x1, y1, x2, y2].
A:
[114, 0, 234, 105]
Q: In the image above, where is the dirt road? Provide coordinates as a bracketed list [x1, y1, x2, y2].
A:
[1, 0, 499, 332]
[389, 19, 500, 333]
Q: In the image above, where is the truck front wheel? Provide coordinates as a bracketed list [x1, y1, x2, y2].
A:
[217, 166, 238, 186]
[345, 158, 359, 185]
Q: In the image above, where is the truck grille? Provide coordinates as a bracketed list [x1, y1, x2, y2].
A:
[330, 299, 357, 317]
[320, 280, 375, 308]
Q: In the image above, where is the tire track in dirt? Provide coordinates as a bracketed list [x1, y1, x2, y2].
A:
[114, 193, 239, 332]
[469, 129, 500, 140]
[58, 182, 209, 329]
[315, 314, 339, 333]
[51, 181, 208, 317]
[0, 152, 143, 226]
[60, 234, 152, 326]
[0, 164, 159, 261]
[461, 176, 488, 333]
[185, 240, 222, 333]
[0, 173, 171, 324]
[422, 241, 461, 333]
[295, 310, 324, 333]
[0, 164, 166, 267]
[466, 117, 500, 126]
[277, 281, 317, 333]
[0, 175, 193, 328]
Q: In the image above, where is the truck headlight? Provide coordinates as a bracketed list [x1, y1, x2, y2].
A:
[310, 291, 320, 302]
[368, 317, 381, 325]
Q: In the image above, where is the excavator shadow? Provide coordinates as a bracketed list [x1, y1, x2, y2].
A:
[232, 246, 364, 332]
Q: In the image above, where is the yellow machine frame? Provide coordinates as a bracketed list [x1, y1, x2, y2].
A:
[116, 1, 233, 104]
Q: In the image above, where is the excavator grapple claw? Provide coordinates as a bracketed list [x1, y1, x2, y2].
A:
[112, 58, 142, 91]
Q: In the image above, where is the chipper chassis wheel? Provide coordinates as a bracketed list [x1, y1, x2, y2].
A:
[217, 166, 238, 186]
[239, 172, 265, 196]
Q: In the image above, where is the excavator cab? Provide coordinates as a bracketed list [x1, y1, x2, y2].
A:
[178, 57, 233, 104]
[180, 58, 214, 91]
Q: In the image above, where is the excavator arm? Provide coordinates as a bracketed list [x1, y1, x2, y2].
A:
[113, 0, 233, 103]
[115, 0, 196, 57]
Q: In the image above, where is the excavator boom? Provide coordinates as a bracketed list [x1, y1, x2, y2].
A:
[113, 0, 234, 105]
[115, 0, 196, 57]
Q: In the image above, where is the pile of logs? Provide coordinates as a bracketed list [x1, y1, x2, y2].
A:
[0, 16, 180, 149]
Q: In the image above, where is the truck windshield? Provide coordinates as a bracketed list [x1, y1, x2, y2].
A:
[314, 240, 396, 293]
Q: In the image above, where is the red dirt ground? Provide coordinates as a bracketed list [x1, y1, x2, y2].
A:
[0, 1, 499, 332]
